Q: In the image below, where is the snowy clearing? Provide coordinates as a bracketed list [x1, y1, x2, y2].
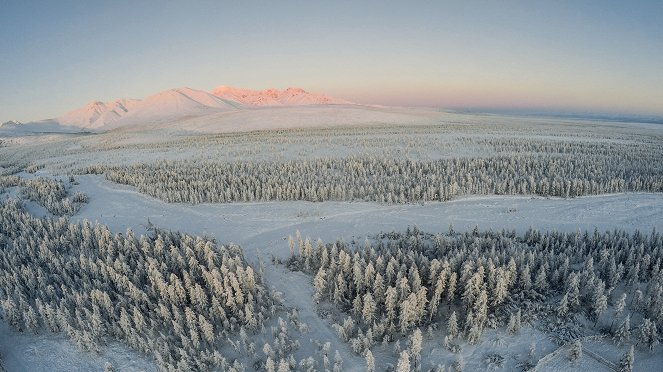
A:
[70, 175, 663, 255]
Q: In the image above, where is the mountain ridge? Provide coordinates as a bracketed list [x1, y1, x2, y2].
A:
[27, 86, 352, 131]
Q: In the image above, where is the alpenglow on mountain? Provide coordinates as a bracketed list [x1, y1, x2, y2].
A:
[48, 86, 352, 130]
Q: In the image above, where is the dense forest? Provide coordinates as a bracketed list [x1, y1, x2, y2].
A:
[0, 199, 276, 370]
[287, 226, 662, 370]
[103, 152, 663, 204]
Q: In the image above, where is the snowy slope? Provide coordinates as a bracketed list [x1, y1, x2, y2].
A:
[102, 87, 238, 129]
[139, 104, 442, 133]
[57, 99, 140, 129]
[6, 85, 352, 134]
[55, 87, 240, 130]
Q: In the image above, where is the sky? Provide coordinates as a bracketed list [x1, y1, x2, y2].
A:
[1, 0, 662, 123]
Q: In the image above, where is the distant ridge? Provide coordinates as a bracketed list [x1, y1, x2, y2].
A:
[211, 86, 351, 106]
[19, 86, 352, 131]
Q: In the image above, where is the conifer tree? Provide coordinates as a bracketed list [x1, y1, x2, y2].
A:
[569, 340, 582, 362]
[619, 346, 634, 372]
[613, 315, 631, 346]
[365, 349, 375, 372]
[396, 350, 410, 372]
[447, 312, 459, 339]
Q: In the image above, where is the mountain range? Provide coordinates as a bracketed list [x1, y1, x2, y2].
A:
[2, 86, 352, 132]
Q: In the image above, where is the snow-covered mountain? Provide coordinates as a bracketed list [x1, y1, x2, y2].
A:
[105, 88, 239, 129]
[57, 99, 140, 129]
[1, 120, 22, 127]
[211, 86, 351, 106]
[20, 86, 352, 132]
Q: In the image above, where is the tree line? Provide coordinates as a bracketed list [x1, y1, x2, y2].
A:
[103, 153, 663, 204]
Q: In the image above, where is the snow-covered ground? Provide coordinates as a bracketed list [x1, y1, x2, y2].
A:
[1, 114, 662, 371]
[2, 107, 661, 175]
[3, 173, 662, 371]
[0, 321, 156, 372]
[69, 175, 663, 259]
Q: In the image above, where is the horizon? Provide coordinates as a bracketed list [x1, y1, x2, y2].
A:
[1, 1, 662, 123]
[8, 83, 663, 126]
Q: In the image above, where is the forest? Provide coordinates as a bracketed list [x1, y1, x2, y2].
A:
[0, 170, 87, 216]
[102, 152, 663, 204]
[286, 226, 661, 370]
[0, 199, 278, 370]
[2, 187, 660, 370]
[1, 121, 662, 371]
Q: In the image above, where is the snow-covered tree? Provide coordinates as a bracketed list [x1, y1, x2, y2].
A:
[613, 315, 631, 346]
[362, 293, 377, 324]
[409, 328, 423, 371]
[619, 345, 634, 372]
[333, 350, 343, 372]
[447, 312, 459, 339]
[569, 340, 582, 362]
[396, 350, 410, 372]
[639, 318, 659, 352]
[365, 349, 375, 372]
[557, 293, 569, 318]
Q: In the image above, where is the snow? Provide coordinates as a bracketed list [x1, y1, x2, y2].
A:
[34, 174, 654, 370]
[57, 99, 142, 129]
[1, 111, 662, 371]
[55, 87, 240, 131]
[8, 85, 353, 133]
[0, 321, 156, 372]
[8, 172, 658, 371]
[0, 120, 86, 135]
[125, 104, 443, 134]
[102, 87, 238, 129]
[211, 86, 351, 106]
[70, 175, 663, 251]
[5, 83, 662, 136]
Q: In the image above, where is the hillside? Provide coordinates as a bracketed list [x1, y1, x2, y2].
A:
[7, 86, 354, 133]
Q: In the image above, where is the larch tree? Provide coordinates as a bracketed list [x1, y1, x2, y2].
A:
[365, 349, 375, 372]
[447, 312, 459, 339]
[396, 350, 411, 372]
[613, 315, 631, 346]
[619, 345, 634, 372]
[409, 328, 423, 371]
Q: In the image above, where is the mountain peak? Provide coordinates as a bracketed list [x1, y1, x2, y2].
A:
[284, 87, 307, 94]
[210, 86, 349, 106]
